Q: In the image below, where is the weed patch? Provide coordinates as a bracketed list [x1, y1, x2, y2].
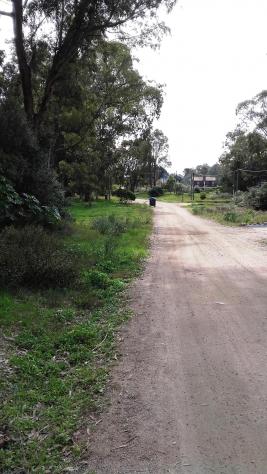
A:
[190, 202, 267, 226]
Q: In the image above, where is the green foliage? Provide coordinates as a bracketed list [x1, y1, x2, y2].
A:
[191, 200, 267, 226]
[0, 176, 62, 227]
[148, 186, 164, 197]
[174, 182, 189, 194]
[113, 188, 136, 203]
[194, 186, 201, 193]
[92, 214, 128, 235]
[0, 200, 152, 472]
[234, 184, 267, 210]
[245, 183, 267, 210]
[0, 225, 77, 288]
[223, 210, 238, 222]
[84, 270, 111, 289]
[200, 192, 206, 200]
[165, 174, 176, 192]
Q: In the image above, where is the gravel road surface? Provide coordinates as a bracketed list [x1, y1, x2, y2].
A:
[86, 202, 267, 474]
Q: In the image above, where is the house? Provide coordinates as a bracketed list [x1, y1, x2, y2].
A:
[193, 176, 217, 188]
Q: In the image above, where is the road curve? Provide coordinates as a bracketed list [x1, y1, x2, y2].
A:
[86, 202, 267, 474]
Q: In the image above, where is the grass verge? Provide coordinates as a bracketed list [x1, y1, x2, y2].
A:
[136, 191, 232, 204]
[0, 200, 152, 473]
[190, 202, 267, 225]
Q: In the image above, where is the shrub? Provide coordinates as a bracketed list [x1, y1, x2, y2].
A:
[215, 192, 232, 199]
[0, 176, 62, 227]
[245, 183, 267, 210]
[83, 270, 111, 289]
[92, 215, 128, 235]
[194, 186, 201, 193]
[148, 186, 164, 197]
[0, 225, 77, 288]
[191, 205, 204, 215]
[112, 188, 136, 203]
[233, 190, 247, 207]
[175, 183, 190, 194]
[223, 211, 238, 222]
[200, 192, 206, 200]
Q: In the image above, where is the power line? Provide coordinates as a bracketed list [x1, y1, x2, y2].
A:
[236, 168, 267, 174]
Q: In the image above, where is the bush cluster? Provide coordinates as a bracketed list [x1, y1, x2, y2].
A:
[0, 225, 77, 288]
[234, 184, 267, 210]
[245, 183, 267, 210]
[112, 188, 136, 203]
[148, 186, 164, 197]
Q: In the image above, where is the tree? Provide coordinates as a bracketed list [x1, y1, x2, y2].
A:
[0, 0, 176, 129]
[219, 131, 267, 191]
[236, 90, 267, 138]
[195, 163, 209, 176]
[165, 174, 176, 192]
[56, 41, 163, 198]
[149, 129, 170, 186]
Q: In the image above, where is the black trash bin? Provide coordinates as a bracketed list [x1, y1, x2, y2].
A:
[149, 197, 156, 207]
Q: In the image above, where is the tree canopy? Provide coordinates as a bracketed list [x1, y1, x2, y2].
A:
[0, 1, 173, 216]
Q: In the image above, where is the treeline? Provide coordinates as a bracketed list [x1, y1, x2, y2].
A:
[0, 0, 174, 226]
[182, 91, 267, 194]
[219, 91, 267, 192]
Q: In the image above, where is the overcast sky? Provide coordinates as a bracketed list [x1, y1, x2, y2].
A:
[1, 0, 267, 173]
[135, 0, 267, 173]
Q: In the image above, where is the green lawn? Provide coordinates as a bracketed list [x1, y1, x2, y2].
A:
[136, 191, 232, 204]
[0, 200, 152, 473]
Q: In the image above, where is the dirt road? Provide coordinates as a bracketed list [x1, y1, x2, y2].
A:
[86, 202, 267, 474]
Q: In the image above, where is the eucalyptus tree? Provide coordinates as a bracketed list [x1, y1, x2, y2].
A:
[236, 90, 267, 138]
[219, 131, 267, 191]
[0, 0, 176, 129]
[149, 128, 170, 186]
[57, 40, 163, 199]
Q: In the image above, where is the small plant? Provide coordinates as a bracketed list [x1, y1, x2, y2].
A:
[200, 192, 206, 200]
[194, 186, 201, 193]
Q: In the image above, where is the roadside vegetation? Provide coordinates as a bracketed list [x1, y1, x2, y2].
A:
[0, 199, 152, 473]
[0, 1, 171, 471]
[137, 186, 267, 226]
[190, 185, 267, 225]
[190, 202, 267, 225]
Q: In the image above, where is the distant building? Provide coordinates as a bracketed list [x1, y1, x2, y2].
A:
[193, 176, 217, 188]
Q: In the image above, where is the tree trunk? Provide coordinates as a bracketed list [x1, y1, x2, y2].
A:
[12, 0, 34, 124]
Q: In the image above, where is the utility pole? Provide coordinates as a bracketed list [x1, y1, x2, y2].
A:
[191, 172, 195, 201]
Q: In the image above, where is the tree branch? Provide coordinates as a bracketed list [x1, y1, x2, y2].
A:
[0, 10, 13, 17]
